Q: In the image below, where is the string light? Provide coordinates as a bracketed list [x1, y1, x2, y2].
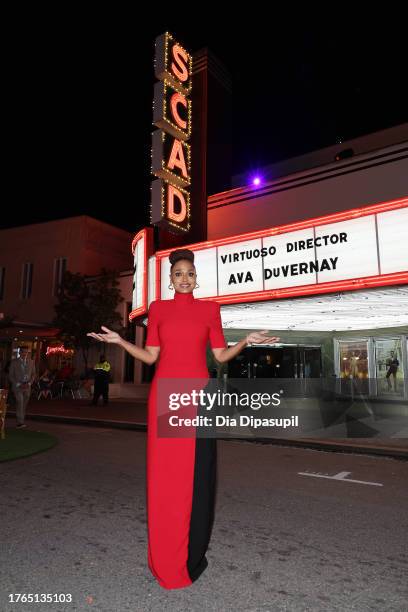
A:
[151, 131, 191, 187]
[161, 79, 192, 139]
[162, 31, 192, 95]
[150, 32, 193, 233]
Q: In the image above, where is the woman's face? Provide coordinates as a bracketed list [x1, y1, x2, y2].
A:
[170, 259, 196, 293]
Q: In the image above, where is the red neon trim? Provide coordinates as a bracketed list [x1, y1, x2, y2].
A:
[155, 198, 408, 257]
[131, 228, 147, 255]
[128, 253, 161, 320]
[202, 271, 408, 305]
[129, 270, 408, 316]
[155, 255, 161, 300]
[142, 231, 147, 314]
[129, 228, 153, 321]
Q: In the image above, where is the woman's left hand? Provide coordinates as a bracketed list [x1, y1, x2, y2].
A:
[246, 330, 280, 345]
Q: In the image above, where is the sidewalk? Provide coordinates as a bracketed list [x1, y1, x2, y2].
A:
[5, 398, 408, 459]
[6, 398, 148, 430]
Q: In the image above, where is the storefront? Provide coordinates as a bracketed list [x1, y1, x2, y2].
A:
[0, 324, 65, 386]
[220, 323, 407, 400]
[44, 343, 75, 373]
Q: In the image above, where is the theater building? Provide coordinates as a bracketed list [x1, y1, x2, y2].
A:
[128, 33, 408, 405]
[132, 121, 408, 403]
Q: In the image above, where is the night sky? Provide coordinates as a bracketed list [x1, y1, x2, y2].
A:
[5, 16, 407, 233]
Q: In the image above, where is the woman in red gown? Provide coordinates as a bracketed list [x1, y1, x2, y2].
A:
[88, 248, 279, 589]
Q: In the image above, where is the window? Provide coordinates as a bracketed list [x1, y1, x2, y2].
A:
[339, 340, 369, 380]
[53, 257, 67, 296]
[0, 267, 5, 300]
[21, 262, 33, 299]
[338, 339, 369, 395]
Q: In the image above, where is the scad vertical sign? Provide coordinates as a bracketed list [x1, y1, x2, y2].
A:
[150, 32, 192, 234]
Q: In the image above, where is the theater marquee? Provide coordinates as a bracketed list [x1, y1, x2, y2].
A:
[153, 198, 408, 304]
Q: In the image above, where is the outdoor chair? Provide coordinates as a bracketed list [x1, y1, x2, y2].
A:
[63, 378, 84, 399]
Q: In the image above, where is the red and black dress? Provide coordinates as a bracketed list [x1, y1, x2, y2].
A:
[145, 290, 226, 589]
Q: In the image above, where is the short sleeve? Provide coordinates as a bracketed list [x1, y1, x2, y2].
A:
[145, 301, 161, 347]
[209, 303, 227, 349]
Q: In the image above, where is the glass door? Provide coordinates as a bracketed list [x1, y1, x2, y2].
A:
[299, 347, 322, 378]
[227, 345, 322, 380]
[374, 338, 404, 398]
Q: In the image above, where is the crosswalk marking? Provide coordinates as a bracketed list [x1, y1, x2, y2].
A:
[298, 470, 383, 486]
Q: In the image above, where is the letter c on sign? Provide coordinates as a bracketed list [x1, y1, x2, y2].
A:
[170, 93, 187, 130]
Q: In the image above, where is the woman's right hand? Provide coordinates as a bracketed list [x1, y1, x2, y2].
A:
[87, 326, 122, 344]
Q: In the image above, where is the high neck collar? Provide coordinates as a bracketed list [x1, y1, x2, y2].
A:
[174, 290, 195, 303]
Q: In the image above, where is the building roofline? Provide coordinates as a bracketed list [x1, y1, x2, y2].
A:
[0, 215, 134, 235]
[228, 122, 408, 192]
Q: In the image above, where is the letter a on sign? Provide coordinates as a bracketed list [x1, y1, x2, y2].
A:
[167, 139, 188, 178]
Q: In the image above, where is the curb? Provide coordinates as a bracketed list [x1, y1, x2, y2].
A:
[7, 411, 408, 460]
[232, 436, 408, 460]
[7, 411, 147, 432]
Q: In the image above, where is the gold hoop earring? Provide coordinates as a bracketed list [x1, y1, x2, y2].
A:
[168, 283, 174, 290]
[195, 282, 200, 288]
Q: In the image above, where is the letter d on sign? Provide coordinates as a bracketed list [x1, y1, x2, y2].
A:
[167, 184, 187, 223]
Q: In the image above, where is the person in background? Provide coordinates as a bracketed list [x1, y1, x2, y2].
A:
[386, 351, 400, 391]
[8, 346, 36, 428]
[38, 368, 54, 399]
[90, 354, 111, 406]
[56, 363, 74, 381]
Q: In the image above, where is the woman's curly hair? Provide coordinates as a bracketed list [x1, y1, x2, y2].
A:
[169, 248, 195, 269]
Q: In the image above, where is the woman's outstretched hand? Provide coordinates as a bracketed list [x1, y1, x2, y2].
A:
[87, 326, 122, 344]
[246, 330, 281, 345]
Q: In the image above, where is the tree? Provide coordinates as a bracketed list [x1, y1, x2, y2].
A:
[53, 268, 124, 373]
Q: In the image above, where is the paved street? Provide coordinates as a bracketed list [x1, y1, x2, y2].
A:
[1, 419, 408, 612]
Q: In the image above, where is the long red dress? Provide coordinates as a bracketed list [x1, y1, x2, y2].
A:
[145, 290, 226, 589]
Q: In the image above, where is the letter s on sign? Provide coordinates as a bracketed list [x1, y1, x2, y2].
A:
[171, 44, 189, 83]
